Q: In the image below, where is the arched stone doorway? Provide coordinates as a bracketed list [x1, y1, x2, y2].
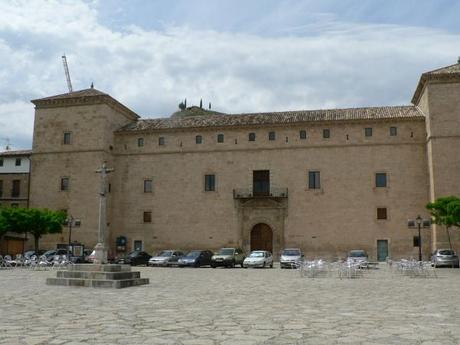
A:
[250, 223, 273, 253]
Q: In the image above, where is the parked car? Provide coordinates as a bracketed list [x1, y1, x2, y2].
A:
[347, 250, 369, 267]
[148, 250, 185, 267]
[178, 250, 213, 267]
[41, 249, 69, 260]
[24, 250, 46, 259]
[116, 250, 151, 266]
[211, 248, 245, 268]
[280, 248, 303, 268]
[243, 250, 273, 268]
[431, 249, 459, 268]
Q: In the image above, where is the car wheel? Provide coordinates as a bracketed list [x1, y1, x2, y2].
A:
[211, 263, 216, 268]
[270, 263, 273, 268]
[240, 262, 244, 268]
[230, 261, 235, 268]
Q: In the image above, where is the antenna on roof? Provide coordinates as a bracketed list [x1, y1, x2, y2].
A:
[1, 137, 11, 151]
[61, 54, 73, 93]
[90, 82, 94, 89]
[458, 56, 460, 64]
[209, 102, 211, 110]
[199, 98, 203, 109]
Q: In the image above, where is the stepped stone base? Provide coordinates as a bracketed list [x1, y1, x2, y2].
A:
[46, 264, 149, 289]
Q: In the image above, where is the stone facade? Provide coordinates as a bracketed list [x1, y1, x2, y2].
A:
[27, 62, 460, 261]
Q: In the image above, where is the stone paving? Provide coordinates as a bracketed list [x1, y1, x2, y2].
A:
[1, 264, 460, 345]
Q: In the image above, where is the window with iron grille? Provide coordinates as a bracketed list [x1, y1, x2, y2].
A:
[12, 180, 20, 197]
[144, 179, 153, 193]
[158, 137, 165, 146]
[60, 177, 69, 191]
[377, 207, 387, 220]
[365, 128, 373, 137]
[196, 135, 203, 144]
[323, 129, 330, 139]
[299, 130, 307, 139]
[390, 127, 397, 136]
[308, 171, 321, 189]
[137, 138, 144, 147]
[143, 211, 152, 223]
[63, 132, 72, 145]
[15, 158, 21, 166]
[248, 133, 256, 141]
[268, 131, 276, 141]
[205, 174, 215, 191]
[217, 134, 224, 143]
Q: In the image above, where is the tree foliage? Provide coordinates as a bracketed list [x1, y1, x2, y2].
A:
[0, 207, 66, 251]
[426, 196, 460, 228]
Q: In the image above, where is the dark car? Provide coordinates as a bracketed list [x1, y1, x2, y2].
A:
[178, 250, 213, 267]
[24, 250, 46, 259]
[116, 250, 151, 266]
[431, 249, 459, 268]
[41, 248, 69, 260]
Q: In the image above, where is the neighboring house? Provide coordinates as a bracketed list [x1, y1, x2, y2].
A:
[27, 60, 460, 261]
[0, 150, 31, 255]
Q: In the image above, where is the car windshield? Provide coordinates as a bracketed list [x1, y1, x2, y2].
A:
[158, 251, 173, 257]
[349, 250, 367, 257]
[250, 252, 264, 257]
[219, 249, 235, 255]
[438, 250, 455, 256]
[128, 251, 141, 257]
[43, 250, 56, 256]
[282, 249, 300, 256]
[185, 251, 201, 258]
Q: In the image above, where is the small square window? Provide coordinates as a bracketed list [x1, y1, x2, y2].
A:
[308, 171, 321, 189]
[268, 132, 276, 141]
[144, 179, 153, 193]
[205, 174, 215, 191]
[249, 133, 256, 141]
[323, 129, 330, 139]
[196, 135, 203, 144]
[137, 138, 144, 147]
[15, 158, 21, 166]
[143, 211, 152, 223]
[158, 137, 165, 146]
[63, 132, 71, 145]
[217, 134, 224, 143]
[390, 127, 397, 136]
[60, 177, 69, 191]
[377, 207, 387, 220]
[300, 130, 307, 140]
[375, 173, 387, 188]
[365, 128, 373, 137]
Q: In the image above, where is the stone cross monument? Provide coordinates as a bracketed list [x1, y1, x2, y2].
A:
[94, 162, 114, 264]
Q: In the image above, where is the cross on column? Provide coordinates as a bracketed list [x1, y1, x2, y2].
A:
[95, 161, 114, 264]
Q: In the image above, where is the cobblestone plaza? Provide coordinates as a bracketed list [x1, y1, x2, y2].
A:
[1, 265, 460, 345]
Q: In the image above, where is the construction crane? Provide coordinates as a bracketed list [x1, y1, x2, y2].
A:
[62, 54, 73, 93]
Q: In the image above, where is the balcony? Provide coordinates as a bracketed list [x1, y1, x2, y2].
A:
[233, 187, 288, 199]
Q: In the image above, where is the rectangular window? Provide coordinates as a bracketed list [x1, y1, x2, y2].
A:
[12, 180, 20, 197]
[217, 134, 224, 143]
[268, 131, 276, 141]
[390, 127, 397, 136]
[143, 211, 152, 223]
[375, 173, 387, 187]
[63, 132, 71, 145]
[196, 135, 202, 144]
[300, 130, 307, 140]
[365, 128, 373, 137]
[137, 138, 144, 147]
[377, 207, 387, 220]
[134, 240, 143, 251]
[323, 129, 330, 139]
[0, 158, 3, 167]
[15, 158, 21, 166]
[248, 133, 256, 141]
[205, 174, 215, 191]
[308, 171, 321, 189]
[158, 137, 165, 146]
[413, 236, 420, 247]
[0, 180, 3, 197]
[60, 177, 69, 191]
[144, 179, 153, 193]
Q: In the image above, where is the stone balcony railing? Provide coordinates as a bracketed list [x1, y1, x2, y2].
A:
[233, 187, 288, 199]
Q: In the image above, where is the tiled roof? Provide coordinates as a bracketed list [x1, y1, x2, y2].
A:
[31, 88, 107, 101]
[412, 62, 460, 104]
[118, 105, 423, 132]
[0, 149, 32, 157]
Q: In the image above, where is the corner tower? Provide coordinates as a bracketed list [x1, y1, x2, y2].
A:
[412, 60, 460, 249]
[29, 88, 138, 250]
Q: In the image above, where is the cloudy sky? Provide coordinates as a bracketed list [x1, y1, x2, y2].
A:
[0, 0, 459, 149]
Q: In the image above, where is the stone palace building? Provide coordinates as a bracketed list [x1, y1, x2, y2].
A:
[27, 60, 460, 260]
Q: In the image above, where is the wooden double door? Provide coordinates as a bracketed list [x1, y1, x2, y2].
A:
[250, 223, 273, 253]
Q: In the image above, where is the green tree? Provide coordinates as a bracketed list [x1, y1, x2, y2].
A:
[426, 196, 460, 249]
[0, 207, 66, 251]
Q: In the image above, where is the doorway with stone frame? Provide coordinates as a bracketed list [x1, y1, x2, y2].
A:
[250, 223, 273, 253]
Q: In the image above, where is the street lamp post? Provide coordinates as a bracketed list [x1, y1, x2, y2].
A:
[65, 216, 81, 261]
[408, 215, 431, 261]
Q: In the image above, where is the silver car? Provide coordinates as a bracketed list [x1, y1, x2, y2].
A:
[243, 250, 273, 268]
[347, 250, 369, 268]
[431, 249, 459, 268]
[280, 248, 303, 268]
[148, 250, 184, 267]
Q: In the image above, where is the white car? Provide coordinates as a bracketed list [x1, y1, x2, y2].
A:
[243, 250, 273, 268]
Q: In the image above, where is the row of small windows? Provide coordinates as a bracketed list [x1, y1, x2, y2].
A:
[0, 158, 22, 167]
[136, 127, 401, 147]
